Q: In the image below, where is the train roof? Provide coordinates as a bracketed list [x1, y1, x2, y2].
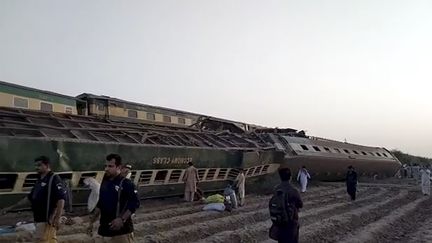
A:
[76, 93, 264, 128]
[77, 93, 204, 117]
[0, 80, 84, 105]
[0, 107, 274, 150]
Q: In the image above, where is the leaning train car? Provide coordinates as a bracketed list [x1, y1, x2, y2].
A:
[256, 130, 402, 181]
[0, 80, 262, 132]
[0, 80, 86, 115]
[77, 93, 262, 132]
[0, 107, 283, 208]
[76, 93, 201, 127]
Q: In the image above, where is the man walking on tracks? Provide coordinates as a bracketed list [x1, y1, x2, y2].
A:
[183, 162, 199, 202]
[269, 167, 303, 243]
[346, 165, 358, 201]
[87, 154, 140, 243]
[2, 156, 66, 243]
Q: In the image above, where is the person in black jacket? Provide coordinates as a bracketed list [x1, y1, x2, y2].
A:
[346, 165, 358, 201]
[269, 168, 303, 243]
[87, 154, 140, 242]
[2, 156, 66, 243]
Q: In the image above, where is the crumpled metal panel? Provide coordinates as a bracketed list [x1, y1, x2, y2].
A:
[0, 107, 274, 150]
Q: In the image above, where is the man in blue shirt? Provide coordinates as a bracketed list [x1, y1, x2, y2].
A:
[2, 156, 66, 243]
[87, 154, 140, 242]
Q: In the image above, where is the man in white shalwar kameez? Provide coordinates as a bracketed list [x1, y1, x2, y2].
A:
[297, 166, 311, 193]
[420, 167, 431, 196]
[183, 162, 199, 202]
[236, 169, 246, 206]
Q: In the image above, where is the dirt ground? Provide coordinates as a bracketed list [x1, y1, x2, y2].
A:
[1, 179, 431, 243]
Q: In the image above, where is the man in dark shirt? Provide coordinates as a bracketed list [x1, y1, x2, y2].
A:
[346, 165, 358, 201]
[2, 156, 66, 243]
[87, 154, 140, 243]
[269, 167, 303, 243]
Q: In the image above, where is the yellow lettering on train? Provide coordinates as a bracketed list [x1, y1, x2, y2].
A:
[152, 157, 193, 165]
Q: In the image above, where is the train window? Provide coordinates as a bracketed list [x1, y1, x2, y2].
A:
[40, 102, 53, 112]
[353, 150, 359, 155]
[129, 171, 137, 182]
[334, 148, 341, 153]
[128, 110, 138, 118]
[0, 174, 17, 191]
[178, 117, 186, 125]
[139, 171, 153, 185]
[217, 169, 228, 179]
[361, 151, 367, 155]
[58, 173, 73, 181]
[254, 166, 263, 175]
[198, 169, 207, 180]
[383, 153, 388, 157]
[13, 97, 29, 108]
[369, 152, 375, 156]
[247, 168, 256, 176]
[147, 113, 156, 121]
[97, 104, 105, 111]
[261, 165, 270, 174]
[324, 147, 331, 152]
[300, 145, 309, 151]
[227, 168, 240, 180]
[163, 116, 172, 123]
[313, 146, 321, 152]
[343, 149, 350, 154]
[23, 174, 39, 188]
[65, 106, 73, 114]
[376, 152, 382, 157]
[154, 170, 168, 183]
[206, 169, 217, 180]
[168, 170, 183, 183]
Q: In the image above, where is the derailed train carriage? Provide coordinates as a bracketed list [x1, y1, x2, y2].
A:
[0, 81, 402, 206]
[0, 107, 284, 207]
[255, 128, 401, 181]
[0, 106, 402, 208]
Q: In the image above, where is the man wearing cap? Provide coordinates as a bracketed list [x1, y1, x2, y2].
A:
[121, 164, 132, 179]
[2, 156, 66, 243]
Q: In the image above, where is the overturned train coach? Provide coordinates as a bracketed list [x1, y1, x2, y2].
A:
[0, 107, 283, 208]
[255, 128, 402, 181]
[0, 108, 401, 208]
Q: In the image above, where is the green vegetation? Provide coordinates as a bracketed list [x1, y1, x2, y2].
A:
[391, 150, 432, 166]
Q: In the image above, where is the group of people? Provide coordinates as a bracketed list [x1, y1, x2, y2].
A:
[0, 157, 247, 243]
[182, 162, 246, 208]
[295, 165, 358, 201]
[400, 164, 432, 196]
[269, 165, 358, 243]
[0, 154, 362, 243]
[2, 154, 140, 243]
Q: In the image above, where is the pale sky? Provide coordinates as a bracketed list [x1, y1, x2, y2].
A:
[1, 1, 431, 157]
